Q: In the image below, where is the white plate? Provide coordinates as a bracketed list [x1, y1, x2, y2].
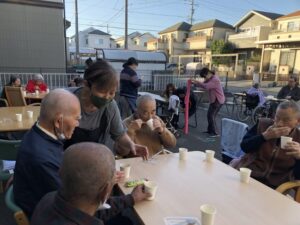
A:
[164, 217, 200, 225]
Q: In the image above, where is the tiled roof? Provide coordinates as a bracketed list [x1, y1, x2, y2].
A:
[158, 22, 191, 34]
[190, 19, 233, 31]
[278, 10, 300, 20]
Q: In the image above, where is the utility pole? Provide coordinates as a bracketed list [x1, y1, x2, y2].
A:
[187, 0, 195, 25]
[75, 0, 80, 65]
[124, 0, 128, 49]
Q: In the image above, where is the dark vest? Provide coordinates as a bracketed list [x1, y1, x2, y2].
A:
[235, 118, 299, 188]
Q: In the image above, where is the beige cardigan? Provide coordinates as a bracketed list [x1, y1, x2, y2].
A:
[123, 115, 176, 157]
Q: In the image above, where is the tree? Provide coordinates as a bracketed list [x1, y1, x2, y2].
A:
[211, 40, 234, 54]
[210, 40, 234, 65]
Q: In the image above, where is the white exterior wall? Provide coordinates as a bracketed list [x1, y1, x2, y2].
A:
[87, 34, 111, 48]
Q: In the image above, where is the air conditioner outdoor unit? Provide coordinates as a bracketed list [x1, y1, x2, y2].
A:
[279, 65, 289, 75]
[246, 65, 255, 76]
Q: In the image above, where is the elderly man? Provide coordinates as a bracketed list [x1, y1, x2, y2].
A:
[232, 101, 300, 188]
[26, 73, 48, 93]
[14, 89, 144, 220]
[123, 95, 176, 157]
[277, 76, 300, 101]
[13, 89, 81, 218]
[31, 142, 149, 225]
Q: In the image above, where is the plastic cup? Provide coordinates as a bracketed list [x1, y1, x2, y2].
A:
[200, 204, 217, 225]
[205, 150, 215, 162]
[16, 114, 22, 122]
[35, 90, 39, 95]
[23, 91, 27, 96]
[179, 148, 188, 160]
[144, 181, 158, 200]
[281, 136, 292, 149]
[46, 88, 50, 93]
[146, 118, 154, 130]
[27, 111, 33, 119]
[240, 168, 252, 183]
[120, 164, 131, 179]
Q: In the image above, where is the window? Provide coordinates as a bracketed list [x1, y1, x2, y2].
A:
[287, 22, 300, 32]
[134, 40, 138, 45]
[144, 42, 147, 47]
[280, 50, 296, 72]
[85, 39, 88, 45]
[97, 39, 103, 45]
[116, 44, 120, 48]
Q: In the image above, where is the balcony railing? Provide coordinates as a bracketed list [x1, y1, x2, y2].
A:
[186, 35, 212, 42]
[270, 27, 300, 34]
[228, 30, 259, 40]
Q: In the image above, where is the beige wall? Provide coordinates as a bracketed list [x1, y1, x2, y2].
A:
[278, 17, 300, 31]
[239, 14, 271, 30]
[269, 50, 280, 72]
[294, 50, 300, 74]
[212, 28, 233, 40]
[0, 3, 66, 72]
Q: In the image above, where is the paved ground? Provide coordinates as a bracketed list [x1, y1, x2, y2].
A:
[0, 80, 277, 224]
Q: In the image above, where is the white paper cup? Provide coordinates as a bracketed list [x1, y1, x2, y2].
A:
[200, 204, 217, 225]
[46, 88, 50, 93]
[179, 148, 188, 160]
[16, 114, 22, 122]
[281, 136, 292, 149]
[144, 181, 158, 200]
[23, 91, 27, 96]
[205, 150, 215, 162]
[120, 164, 131, 179]
[35, 90, 39, 95]
[27, 111, 33, 119]
[146, 118, 154, 130]
[240, 168, 252, 183]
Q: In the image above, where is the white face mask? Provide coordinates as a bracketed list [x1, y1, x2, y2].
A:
[55, 116, 66, 141]
[97, 193, 111, 210]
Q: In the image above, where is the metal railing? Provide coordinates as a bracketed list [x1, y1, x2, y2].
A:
[0, 73, 82, 90]
[0, 71, 230, 93]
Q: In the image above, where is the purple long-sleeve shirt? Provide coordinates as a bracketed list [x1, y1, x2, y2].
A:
[197, 75, 225, 104]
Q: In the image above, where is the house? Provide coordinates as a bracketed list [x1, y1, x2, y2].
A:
[228, 10, 283, 58]
[187, 19, 234, 55]
[257, 10, 300, 81]
[69, 27, 112, 49]
[147, 22, 191, 56]
[0, 0, 67, 72]
[115, 32, 155, 50]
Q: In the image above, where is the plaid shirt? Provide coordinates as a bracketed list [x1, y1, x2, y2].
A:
[31, 191, 134, 225]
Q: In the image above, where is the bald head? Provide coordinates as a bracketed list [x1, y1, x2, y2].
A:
[136, 95, 156, 122]
[137, 95, 155, 109]
[60, 142, 115, 204]
[39, 89, 80, 123]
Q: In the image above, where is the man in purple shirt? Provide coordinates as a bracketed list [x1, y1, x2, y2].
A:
[192, 68, 225, 137]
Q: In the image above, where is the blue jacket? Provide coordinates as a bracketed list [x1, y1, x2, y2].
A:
[120, 66, 141, 98]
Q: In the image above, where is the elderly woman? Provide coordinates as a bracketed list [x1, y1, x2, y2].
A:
[64, 60, 148, 159]
[26, 74, 48, 93]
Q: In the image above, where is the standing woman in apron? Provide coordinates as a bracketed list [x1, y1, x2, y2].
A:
[64, 59, 148, 159]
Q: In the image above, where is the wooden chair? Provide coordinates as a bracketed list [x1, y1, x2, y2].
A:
[4, 87, 26, 106]
[276, 181, 300, 203]
[0, 139, 21, 193]
[0, 98, 8, 107]
[5, 185, 29, 225]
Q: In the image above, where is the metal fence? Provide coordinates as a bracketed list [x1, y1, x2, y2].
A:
[0, 71, 222, 93]
[0, 73, 82, 90]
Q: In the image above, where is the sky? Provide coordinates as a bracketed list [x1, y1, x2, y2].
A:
[65, 0, 300, 39]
